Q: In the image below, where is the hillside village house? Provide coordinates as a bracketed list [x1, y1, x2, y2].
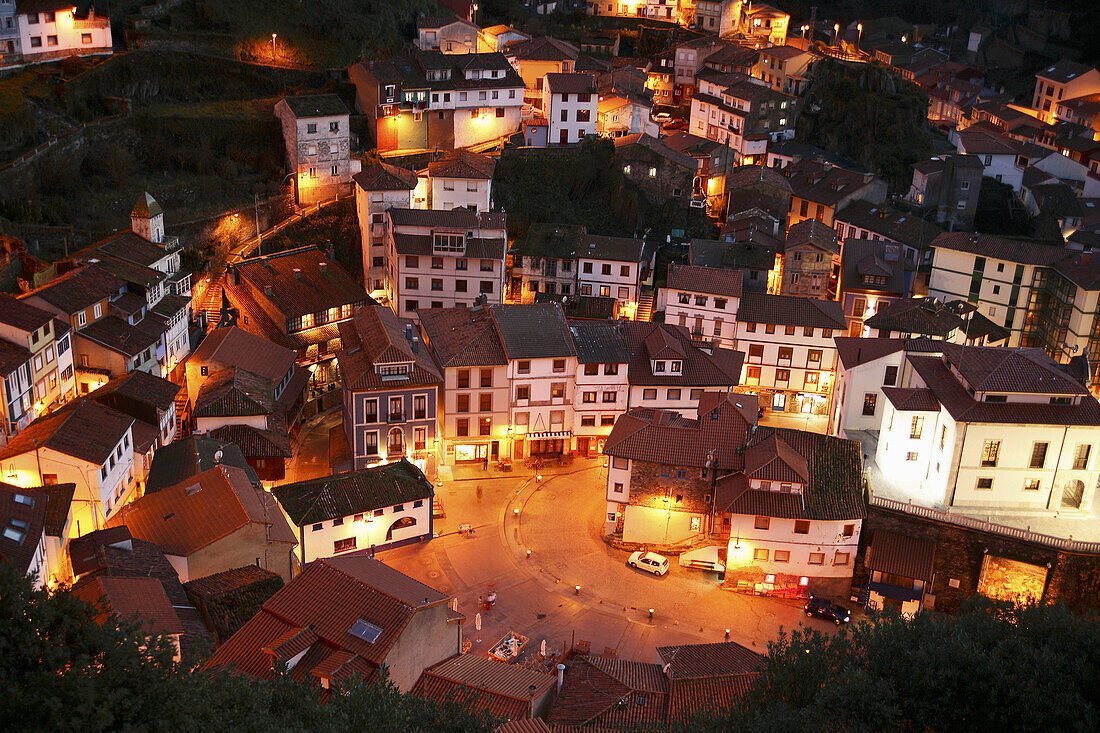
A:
[349, 52, 524, 152]
[0, 295, 74, 420]
[385, 208, 507, 318]
[0, 340, 35, 446]
[417, 307, 510, 466]
[415, 15, 479, 53]
[615, 133, 701, 209]
[752, 44, 814, 95]
[659, 264, 744, 348]
[478, 24, 530, 52]
[834, 200, 943, 270]
[273, 459, 435, 563]
[569, 322, 630, 457]
[0, 397, 136, 533]
[412, 149, 495, 212]
[544, 73, 598, 145]
[620, 321, 745, 417]
[504, 36, 578, 107]
[689, 71, 798, 165]
[1031, 60, 1100, 125]
[838, 239, 917, 336]
[783, 160, 886, 229]
[205, 555, 461, 693]
[506, 223, 583, 302]
[955, 125, 1048, 194]
[337, 305, 443, 473]
[89, 370, 180, 482]
[778, 218, 839, 299]
[11, 2, 111, 63]
[73, 575, 184, 661]
[224, 246, 371, 392]
[904, 154, 984, 232]
[274, 95, 357, 205]
[864, 341, 1100, 524]
[603, 392, 863, 595]
[597, 91, 659, 138]
[829, 336, 913, 437]
[734, 292, 846, 415]
[576, 234, 654, 315]
[354, 162, 419, 296]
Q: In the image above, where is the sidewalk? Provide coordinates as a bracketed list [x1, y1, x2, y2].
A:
[439, 456, 604, 483]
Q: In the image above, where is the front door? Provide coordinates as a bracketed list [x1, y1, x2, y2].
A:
[578, 437, 590, 456]
[491, 441, 499, 460]
[559, 129, 569, 145]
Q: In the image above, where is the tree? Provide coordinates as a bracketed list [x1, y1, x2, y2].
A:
[679, 600, 1100, 732]
[0, 565, 497, 732]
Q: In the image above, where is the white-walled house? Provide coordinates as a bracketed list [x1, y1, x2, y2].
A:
[869, 342, 1100, 519]
[0, 398, 135, 536]
[576, 234, 653, 313]
[830, 337, 909, 437]
[544, 73, 597, 146]
[274, 94, 358, 205]
[15, 3, 111, 62]
[659, 264, 743, 348]
[273, 459, 435, 563]
[354, 163, 418, 296]
[569, 321, 630, 457]
[414, 149, 495, 212]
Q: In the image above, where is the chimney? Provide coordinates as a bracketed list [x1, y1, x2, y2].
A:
[405, 323, 413, 341]
[319, 261, 328, 274]
[412, 334, 420, 353]
[264, 285, 273, 297]
[293, 267, 302, 280]
[556, 663, 566, 693]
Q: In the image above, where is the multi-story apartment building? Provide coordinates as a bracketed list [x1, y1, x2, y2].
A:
[659, 264, 743, 348]
[1031, 60, 1100, 125]
[927, 233, 1100, 386]
[689, 70, 798, 165]
[603, 392, 863, 595]
[12, 2, 111, 63]
[569, 321, 630, 457]
[0, 295, 74, 419]
[385, 208, 507, 319]
[225, 246, 370, 390]
[576, 234, 653, 314]
[493, 303, 578, 461]
[783, 159, 886, 229]
[838, 239, 916, 337]
[337, 305, 443, 475]
[0, 340, 33, 446]
[752, 45, 814, 95]
[413, 149, 495, 212]
[354, 162, 418, 296]
[904, 154, 984, 232]
[349, 51, 525, 152]
[417, 306, 510, 465]
[779, 218, 838, 299]
[544, 73, 597, 146]
[506, 223, 582, 302]
[734, 292, 845, 415]
[870, 341, 1100, 518]
[620, 321, 745, 417]
[274, 95, 355, 205]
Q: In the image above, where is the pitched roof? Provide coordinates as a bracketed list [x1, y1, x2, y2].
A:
[549, 656, 668, 729]
[279, 94, 348, 118]
[865, 530, 935, 582]
[0, 293, 56, 333]
[40, 482, 74, 537]
[205, 555, 447, 679]
[412, 655, 555, 722]
[781, 159, 871, 206]
[1035, 59, 1097, 84]
[490, 304, 575, 360]
[73, 576, 184, 636]
[146, 436, 258, 494]
[840, 239, 912, 298]
[20, 264, 121, 314]
[621, 322, 745, 387]
[835, 199, 943, 249]
[336, 305, 442, 391]
[0, 483, 47, 574]
[388, 207, 506, 231]
[881, 386, 940, 412]
[744, 433, 809, 483]
[833, 336, 907, 369]
[90, 369, 181, 412]
[427, 149, 497, 180]
[231, 246, 370, 318]
[353, 162, 418, 192]
[0, 398, 133, 465]
[207, 424, 292, 458]
[655, 641, 764, 679]
[666, 264, 744, 299]
[507, 35, 579, 62]
[785, 218, 839, 254]
[725, 164, 793, 192]
[544, 72, 596, 95]
[942, 343, 1086, 394]
[190, 327, 296, 383]
[569, 322, 630, 364]
[418, 307, 508, 367]
[193, 367, 274, 418]
[131, 192, 163, 218]
[107, 465, 297, 556]
[0, 338, 31, 377]
[613, 133, 699, 170]
[273, 459, 433, 526]
[735, 292, 846, 329]
[579, 233, 647, 262]
[93, 230, 172, 268]
[668, 674, 758, 721]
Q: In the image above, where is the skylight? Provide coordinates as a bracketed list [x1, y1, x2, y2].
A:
[348, 619, 383, 644]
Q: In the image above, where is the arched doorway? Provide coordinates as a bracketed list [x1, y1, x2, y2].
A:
[386, 515, 416, 541]
[388, 427, 404, 457]
[1061, 479, 1084, 509]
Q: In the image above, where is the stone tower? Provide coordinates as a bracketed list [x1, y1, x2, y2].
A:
[131, 192, 164, 244]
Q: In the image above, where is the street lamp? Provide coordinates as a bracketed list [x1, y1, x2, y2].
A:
[833, 23, 839, 46]
[801, 24, 808, 39]
[856, 23, 863, 50]
[471, 3, 478, 24]
[271, 33, 277, 63]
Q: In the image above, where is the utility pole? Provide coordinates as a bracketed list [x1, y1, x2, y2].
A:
[809, 6, 817, 44]
[254, 192, 262, 255]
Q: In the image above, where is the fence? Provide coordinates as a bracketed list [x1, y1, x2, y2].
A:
[0, 110, 129, 176]
[869, 495, 1100, 554]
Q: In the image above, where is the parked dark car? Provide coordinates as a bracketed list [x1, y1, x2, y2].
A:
[804, 596, 851, 624]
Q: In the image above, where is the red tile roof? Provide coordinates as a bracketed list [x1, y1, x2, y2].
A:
[418, 306, 508, 367]
[668, 673, 758, 721]
[107, 465, 297, 556]
[337, 305, 442, 390]
[544, 72, 596, 95]
[785, 218, 839, 254]
[744, 433, 809, 483]
[548, 656, 668, 729]
[0, 397, 134, 465]
[665, 264, 744, 299]
[881, 386, 940, 412]
[427, 149, 497, 180]
[412, 654, 554, 722]
[74, 575, 184, 635]
[656, 640, 763, 678]
[353, 162, 418, 192]
[735, 292, 846, 330]
[230, 246, 371, 319]
[866, 529, 935, 582]
[621, 321, 744, 387]
[189, 327, 297, 383]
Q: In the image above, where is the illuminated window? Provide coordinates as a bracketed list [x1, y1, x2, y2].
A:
[981, 440, 1000, 467]
[808, 553, 824, 565]
[753, 548, 769, 561]
[910, 416, 923, 440]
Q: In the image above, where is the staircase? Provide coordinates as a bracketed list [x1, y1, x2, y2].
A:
[197, 273, 225, 327]
[636, 291, 656, 322]
[174, 383, 189, 437]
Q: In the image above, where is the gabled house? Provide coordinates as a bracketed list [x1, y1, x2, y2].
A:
[904, 154, 984, 232]
[576, 234, 654, 313]
[72, 575, 185, 662]
[354, 162, 419, 295]
[88, 369, 181, 484]
[504, 35, 578, 106]
[144, 435, 260, 494]
[204, 555, 461, 693]
[778, 218, 838, 299]
[544, 73, 598, 146]
[752, 44, 814, 95]
[413, 149, 495, 213]
[956, 125, 1048, 193]
[689, 70, 797, 165]
[0, 294, 75, 420]
[273, 458, 435, 562]
[839, 239, 918, 336]
[1032, 60, 1100, 125]
[783, 159, 886, 229]
[107, 465, 297, 582]
[597, 91, 659, 138]
[659, 264, 744, 348]
[274, 95, 356, 205]
[569, 321, 630, 457]
[614, 133, 701, 209]
[337, 305, 443, 471]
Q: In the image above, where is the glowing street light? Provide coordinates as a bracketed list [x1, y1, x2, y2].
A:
[833, 23, 840, 46]
[271, 33, 277, 62]
[800, 24, 809, 39]
[856, 23, 863, 50]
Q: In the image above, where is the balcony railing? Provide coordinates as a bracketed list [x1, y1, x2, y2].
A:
[387, 443, 406, 456]
[388, 412, 404, 423]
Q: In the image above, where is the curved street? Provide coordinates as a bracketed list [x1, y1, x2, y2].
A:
[377, 457, 836, 663]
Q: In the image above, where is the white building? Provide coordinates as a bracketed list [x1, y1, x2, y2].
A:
[569, 321, 630, 457]
[385, 208, 507, 319]
[273, 459, 435, 562]
[544, 73, 597, 146]
[15, 3, 111, 62]
[829, 336, 910, 437]
[659, 264, 743, 347]
[413, 149, 495, 213]
[353, 162, 418, 296]
[274, 94, 357, 205]
[870, 341, 1100, 519]
[576, 234, 653, 314]
[416, 15, 479, 53]
[597, 92, 659, 138]
[733, 292, 846, 415]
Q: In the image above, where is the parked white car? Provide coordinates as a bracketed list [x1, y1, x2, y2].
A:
[628, 551, 670, 576]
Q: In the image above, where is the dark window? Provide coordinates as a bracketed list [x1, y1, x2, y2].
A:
[862, 393, 877, 416]
[794, 520, 810, 534]
[884, 365, 898, 386]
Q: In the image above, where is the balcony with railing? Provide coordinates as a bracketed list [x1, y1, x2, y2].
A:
[388, 411, 405, 423]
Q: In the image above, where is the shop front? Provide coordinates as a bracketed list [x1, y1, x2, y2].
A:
[518, 430, 572, 459]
